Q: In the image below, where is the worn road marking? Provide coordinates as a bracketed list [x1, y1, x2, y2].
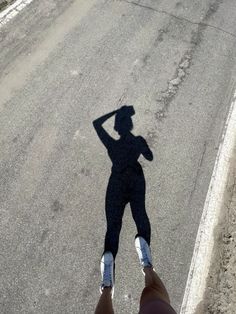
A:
[180, 89, 236, 313]
[0, 0, 96, 107]
[0, 0, 34, 27]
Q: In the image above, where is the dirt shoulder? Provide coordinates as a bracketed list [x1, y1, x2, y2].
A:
[0, 0, 15, 12]
[202, 144, 236, 313]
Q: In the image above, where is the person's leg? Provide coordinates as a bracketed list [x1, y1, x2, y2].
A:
[95, 252, 115, 314]
[135, 237, 170, 308]
[140, 267, 170, 306]
[95, 287, 114, 314]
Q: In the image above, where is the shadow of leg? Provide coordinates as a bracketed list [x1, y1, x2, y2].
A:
[130, 198, 151, 245]
[104, 206, 125, 259]
[104, 175, 126, 258]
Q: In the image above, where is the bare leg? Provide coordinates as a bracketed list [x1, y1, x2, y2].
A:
[95, 287, 114, 314]
[140, 266, 170, 307]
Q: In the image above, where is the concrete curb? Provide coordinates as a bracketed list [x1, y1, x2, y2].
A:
[180, 89, 236, 314]
[0, 0, 33, 27]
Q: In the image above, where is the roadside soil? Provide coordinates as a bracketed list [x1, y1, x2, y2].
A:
[203, 143, 236, 314]
[0, 0, 15, 12]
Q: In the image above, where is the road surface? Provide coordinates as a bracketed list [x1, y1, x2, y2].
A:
[0, 0, 236, 313]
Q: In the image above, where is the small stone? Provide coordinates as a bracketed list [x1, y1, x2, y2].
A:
[180, 59, 189, 69]
[168, 84, 177, 91]
[70, 70, 79, 76]
[178, 68, 185, 78]
[45, 289, 50, 296]
[169, 77, 181, 86]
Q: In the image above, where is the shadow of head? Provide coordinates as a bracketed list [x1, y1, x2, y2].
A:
[114, 105, 135, 136]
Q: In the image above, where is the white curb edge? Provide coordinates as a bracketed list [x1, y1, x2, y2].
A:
[0, 0, 34, 27]
[180, 89, 236, 314]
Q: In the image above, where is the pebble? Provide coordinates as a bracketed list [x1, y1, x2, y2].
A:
[179, 59, 189, 69]
[170, 77, 181, 86]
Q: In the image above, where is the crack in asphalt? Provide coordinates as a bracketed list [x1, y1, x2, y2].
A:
[155, 50, 192, 122]
[122, 0, 236, 40]
[149, 0, 226, 123]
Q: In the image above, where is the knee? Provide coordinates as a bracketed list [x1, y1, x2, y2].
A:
[140, 287, 160, 306]
[141, 286, 159, 297]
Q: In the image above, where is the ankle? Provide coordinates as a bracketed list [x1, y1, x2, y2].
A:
[102, 287, 112, 295]
[143, 266, 154, 273]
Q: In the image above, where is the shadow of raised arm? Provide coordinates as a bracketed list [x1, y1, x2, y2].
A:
[93, 110, 117, 149]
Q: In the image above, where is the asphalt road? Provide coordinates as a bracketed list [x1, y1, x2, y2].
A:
[1, 0, 236, 313]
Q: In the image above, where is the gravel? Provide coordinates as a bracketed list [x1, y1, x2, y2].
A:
[202, 144, 236, 314]
[0, 0, 15, 12]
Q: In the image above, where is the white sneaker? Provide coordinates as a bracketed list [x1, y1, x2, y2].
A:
[135, 236, 152, 270]
[100, 251, 115, 298]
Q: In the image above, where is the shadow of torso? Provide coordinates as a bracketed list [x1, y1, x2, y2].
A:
[108, 134, 144, 175]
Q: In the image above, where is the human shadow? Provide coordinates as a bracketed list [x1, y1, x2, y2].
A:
[93, 106, 153, 259]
